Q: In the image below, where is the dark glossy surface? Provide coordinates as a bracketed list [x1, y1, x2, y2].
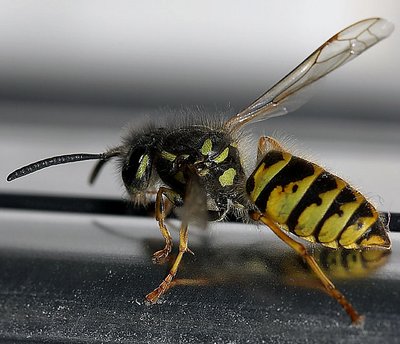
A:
[0, 209, 399, 343]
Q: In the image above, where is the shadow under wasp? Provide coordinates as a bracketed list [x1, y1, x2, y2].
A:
[7, 18, 393, 324]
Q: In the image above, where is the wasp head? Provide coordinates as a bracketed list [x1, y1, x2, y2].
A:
[121, 144, 154, 194]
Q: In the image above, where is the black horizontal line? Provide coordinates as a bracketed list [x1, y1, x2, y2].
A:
[0, 192, 151, 217]
[0, 192, 398, 232]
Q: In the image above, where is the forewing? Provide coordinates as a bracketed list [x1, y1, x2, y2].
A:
[225, 18, 394, 131]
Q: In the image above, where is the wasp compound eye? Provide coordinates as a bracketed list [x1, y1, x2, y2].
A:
[122, 147, 152, 192]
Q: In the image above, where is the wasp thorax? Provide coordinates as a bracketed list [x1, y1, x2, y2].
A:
[122, 146, 153, 192]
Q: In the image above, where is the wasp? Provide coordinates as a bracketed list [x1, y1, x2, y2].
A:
[7, 18, 393, 324]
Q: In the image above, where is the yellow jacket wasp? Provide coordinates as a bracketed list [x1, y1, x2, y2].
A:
[7, 18, 393, 324]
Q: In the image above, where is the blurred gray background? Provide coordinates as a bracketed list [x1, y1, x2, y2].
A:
[0, 0, 399, 211]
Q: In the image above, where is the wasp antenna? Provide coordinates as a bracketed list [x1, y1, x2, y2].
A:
[7, 153, 106, 182]
[88, 147, 124, 185]
[89, 160, 107, 185]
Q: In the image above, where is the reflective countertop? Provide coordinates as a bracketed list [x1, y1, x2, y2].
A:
[0, 206, 399, 343]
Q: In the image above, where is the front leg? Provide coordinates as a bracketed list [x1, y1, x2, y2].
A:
[146, 221, 190, 303]
[153, 187, 183, 264]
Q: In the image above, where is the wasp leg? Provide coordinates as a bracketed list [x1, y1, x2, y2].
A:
[257, 136, 286, 161]
[146, 221, 189, 303]
[250, 210, 364, 325]
[153, 187, 183, 264]
[171, 278, 210, 287]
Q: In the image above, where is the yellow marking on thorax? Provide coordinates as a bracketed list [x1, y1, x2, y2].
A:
[266, 166, 323, 224]
[317, 193, 364, 243]
[213, 147, 229, 163]
[295, 178, 346, 237]
[135, 154, 149, 180]
[219, 168, 236, 187]
[249, 152, 292, 202]
[201, 139, 213, 155]
[339, 212, 378, 246]
[160, 151, 177, 162]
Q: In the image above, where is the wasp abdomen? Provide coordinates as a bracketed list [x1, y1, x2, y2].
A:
[247, 150, 391, 250]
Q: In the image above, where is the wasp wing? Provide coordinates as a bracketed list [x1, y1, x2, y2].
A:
[225, 18, 394, 131]
[174, 166, 209, 230]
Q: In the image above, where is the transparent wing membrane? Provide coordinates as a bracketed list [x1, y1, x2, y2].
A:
[225, 18, 394, 131]
[174, 167, 208, 230]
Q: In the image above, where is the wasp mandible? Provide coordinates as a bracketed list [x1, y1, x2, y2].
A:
[7, 18, 393, 324]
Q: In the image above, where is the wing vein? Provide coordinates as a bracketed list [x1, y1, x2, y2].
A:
[225, 18, 394, 131]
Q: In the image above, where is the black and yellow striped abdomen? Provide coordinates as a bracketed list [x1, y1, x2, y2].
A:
[246, 150, 391, 250]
